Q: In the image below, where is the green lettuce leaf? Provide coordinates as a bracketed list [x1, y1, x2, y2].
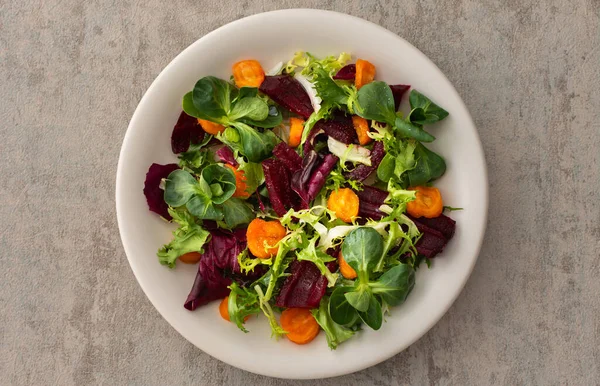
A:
[157, 208, 210, 268]
[312, 297, 355, 350]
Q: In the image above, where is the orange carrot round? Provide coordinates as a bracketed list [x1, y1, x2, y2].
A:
[406, 186, 443, 218]
[246, 219, 287, 259]
[224, 164, 250, 198]
[288, 117, 305, 148]
[280, 308, 320, 345]
[327, 188, 359, 223]
[355, 59, 376, 89]
[219, 296, 231, 321]
[197, 119, 225, 135]
[338, 251, 357, 279]
[352, 116, 371, 145]
[232, 60, 265, 88]
[179, 252, 202, 264]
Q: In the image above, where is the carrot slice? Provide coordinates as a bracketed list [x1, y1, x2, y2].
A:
[179, 252, 202, 264]
[327, 188, 359, 223]
[224, 164, 250, 198]
[219, 296, 250, 323]
[406, 186, 443, 218]
[232, 60, 265, 88]
[246, 219, 287, 259]
[338, 251, 357, 279]
[352, 116, 371, 145]
[355, 59, 376, 89]
[197, 119, 225, 135]
[288, 117, 305, 148]
[280, 308, 320, 345]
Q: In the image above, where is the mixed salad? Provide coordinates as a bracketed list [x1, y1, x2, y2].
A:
[143, 52, 458, 348]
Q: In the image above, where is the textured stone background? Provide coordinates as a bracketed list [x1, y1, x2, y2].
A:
[1, 0, 599, 384]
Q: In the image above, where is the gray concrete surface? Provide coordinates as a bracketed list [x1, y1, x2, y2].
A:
[1, 0, 599, 384]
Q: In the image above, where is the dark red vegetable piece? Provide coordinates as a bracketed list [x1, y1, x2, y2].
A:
[389, 84, 411, 111]
[306, 154, 338, 201]
[272, 142, 303, 173]
[262, 158, 295, 216]
[333, 64, 356, 80]
[291, 151, 320, 208]
[345, 140, 385, 181]
[171, 111, 205, 154]
[407, 213, 456, 240]
[358, 200, 385, 220]
[216, 146, 237, 167]
[356, 185, 389, 205]
[314, 112, 358, 144]
[143, 163, 179, 220]
[302, 125, 326, 155]
[275, 260, 336, 309]
[259, 75, 314, 119]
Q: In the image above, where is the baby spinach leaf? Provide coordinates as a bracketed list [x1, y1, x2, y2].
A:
[237, 87, 258, 100]
[341, 227, 384, 280]
[230, 122, 279, 162]
[369, 264, 415, 306]
[312, 297, 355, 350]
[409, 90, 449, 124]
[182, 92, 210, 119]
[201, 164, 236, 204]
[356, 81, 396, 124]
[220, 198, 255, 229]
[377, 153, 396, 183]
[229, 97, 269, 121]
[239, 105, 282, 128]
[163, 169, 200, 207]
[192, 76, 237, 122]
[237, 160, 265, 193]
[394, 117, 435, 142]
[344, 287, 372, 312]
[406, 143, 447, 186]
[357, 294, 383, 330]
[329, 287, 359, 325]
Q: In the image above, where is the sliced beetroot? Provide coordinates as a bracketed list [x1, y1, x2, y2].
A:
[262, 158, 295, 216]
[389, 84, 411, 111]
[411, 221, 448, 258]
[306, 154, 338, 201]
[184, 228, 248, 311]
[216, 146, 237, 167]
[259, 75, 314, 119]
[333, 64, 356, 80]
[408, 214, 456, 240]
[291, 151, 320, 208]
[171, 111, 205, 154]
[272, 142, 302, 173]
[356, 185, 389, 205]
[143, 163, 179, 220]
[302, 125, 326, 155]
[345, 140, 385, 181]
[275, 260, 336, 309]
[358, 200, 385, 220]
[314, 112, 358, 144]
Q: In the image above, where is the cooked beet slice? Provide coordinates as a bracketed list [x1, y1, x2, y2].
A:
[408, 214, 456, 240]
[216, 146, 237, 166]
[356, 185, 389, 205]
[414, 223, 447, 258]
[143, 163, 179, 220]
[333, 64, 356, 80]
[314, 112, 358, 144]
[345, 140, 385, 181]
[259, 75, 314, 119]
[389, 84, 411, 111]
[358, 200, 385, 220]
[262, 158, 294, 216]
[272, 142, 302, 173]
[171, 111, 205, 154]
[275, 260, 335, 308]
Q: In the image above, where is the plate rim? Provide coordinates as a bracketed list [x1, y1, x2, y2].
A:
[116, 8, 488, 379]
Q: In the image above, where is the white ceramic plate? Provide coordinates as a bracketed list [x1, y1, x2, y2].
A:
[116, 9, 488, 380]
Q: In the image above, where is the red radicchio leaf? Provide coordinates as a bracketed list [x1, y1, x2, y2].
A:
[143, 163, 179, 220]
[216, 146, 238, 167]
[171, 111, 205, 154]
[333, 64, 356, 80]
[272, 142, 302, 173]
[291, 151, 320, 208]
[389, 84, 411, 111]
[259, 75, 314, 119]
[306, 154, 338, 201]
[345, 140, 385, 181]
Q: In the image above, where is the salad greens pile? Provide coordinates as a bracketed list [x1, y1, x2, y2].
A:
[142, 51, 456, 349]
